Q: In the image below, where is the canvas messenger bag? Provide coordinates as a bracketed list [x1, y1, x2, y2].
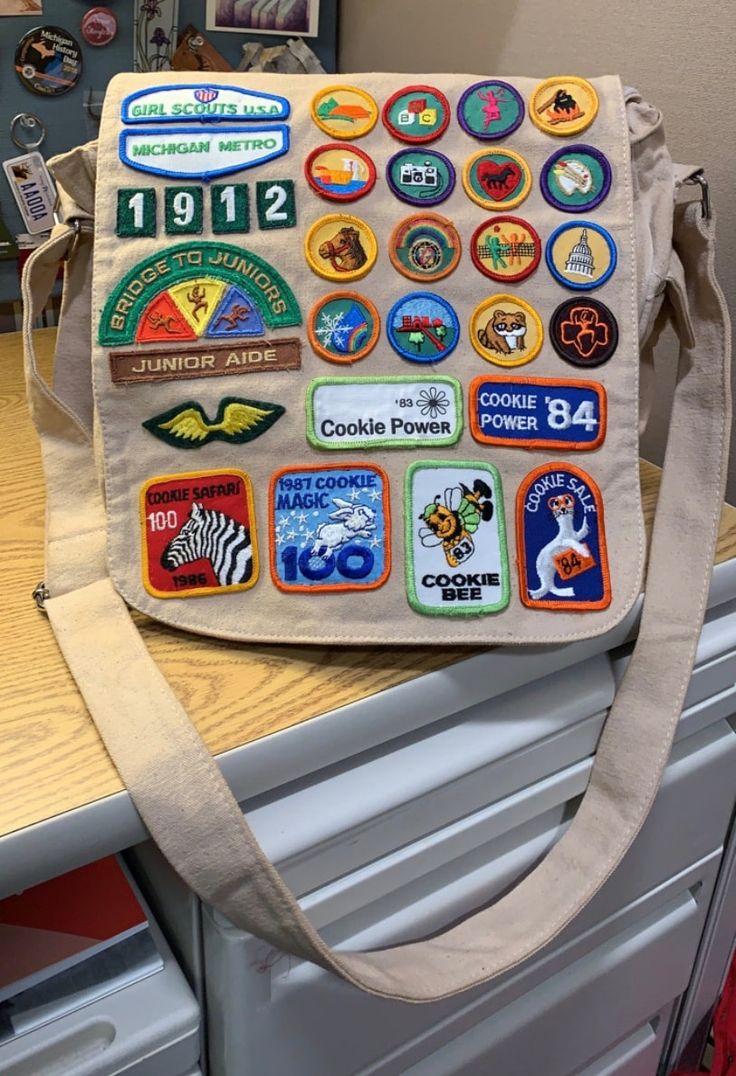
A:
[21, 72, 732, 1001]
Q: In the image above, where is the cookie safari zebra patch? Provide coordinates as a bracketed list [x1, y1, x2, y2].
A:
[140, 469, 258, 598]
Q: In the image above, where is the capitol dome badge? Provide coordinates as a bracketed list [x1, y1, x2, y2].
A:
[545, 220, 617, 291]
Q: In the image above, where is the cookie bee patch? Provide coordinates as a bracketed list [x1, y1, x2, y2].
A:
[517, 463, 611, 611]
[405, 461, 510, 617]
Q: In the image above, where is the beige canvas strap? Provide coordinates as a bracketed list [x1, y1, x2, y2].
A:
[22, 199, 731, 1002]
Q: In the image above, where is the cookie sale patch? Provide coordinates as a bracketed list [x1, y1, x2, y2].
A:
[142, 396, 286, 448]
[469, 375, 606, 450]
[389, 213, 461, 282]
[471, 215, 541, 283]
[305, 143, 376, 202]
[470, 294, 543, 368]
[118, 124, 290, 180]
[304, 213, 378, 282]
[405, 460, 510, 617]
[306, 375, 462, 449]
[382, 85, 450, 144]
[550, 297, 619, 367]
[308, 292, 380, 364]
[546, 221, 617, 290]
[269, 464, 390, 592]
[462, 149, 532, 210]
[311, 85, 378, 139]
[140, 469, 259, 599]
[386, 149, 455, 206]
[387, 292, 460, 363]
[517, 463, 611, 611]
[540, 144, 612, 212]
[456, 80, 525, 140]
[121, 84, 290, 124]
[530, 77, 599, 137]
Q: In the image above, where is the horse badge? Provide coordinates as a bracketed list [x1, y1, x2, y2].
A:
[463, 149, 532, 211]
[304, 212, 378, 282]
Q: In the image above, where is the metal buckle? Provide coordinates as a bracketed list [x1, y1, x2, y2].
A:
[32, 581, 49, 612]
[685, 170, 711, 220]
[63, 218, 82, 261]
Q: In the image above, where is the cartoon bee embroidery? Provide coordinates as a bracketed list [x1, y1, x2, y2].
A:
[419, 479, 494, 567]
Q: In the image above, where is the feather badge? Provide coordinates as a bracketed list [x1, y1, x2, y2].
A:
[142, 396, 286, 448]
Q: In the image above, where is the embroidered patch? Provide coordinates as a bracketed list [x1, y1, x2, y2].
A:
[122, 84, 290, 124]
[211, 183, 249, 234]
[529, 77, 599, 137]
[109, 339, 301, 385]
[118, 124, 290, 180]
[540, 144, 612, 212]
[517, 463, 611, 611]
[164, 186, 204, 235]
[382, 85, 451, 144]
[470, 215, 541, 283]
[550, 297, 619, 367]
[462, 149, 532, 211]
[304, 213, 378, 282]
[311, 85, 378, 140]
[117, 188, 156, 238]
[269, 464, 390, 593]
[386, 149, 455, 207]
[546, 221, 617, 291]
[405, 460, 510, 617]
[140, 469, 259, 599]
[470, 295, 544, 368]
[142, 396, 286, 448]
[456, 80, 525, 140]
[308, 292, 380, 364]
[306, 375, 462, 449]
[389, 213, 461, 282]
[305, 143, 376, 202]
[469, 375, 606, 450]
[98, 241, 301, 346]
[387, 292, 460, 363]
[255, 179, 296, 229]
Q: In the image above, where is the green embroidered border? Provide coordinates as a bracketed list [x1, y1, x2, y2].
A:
[256, 179, 296, 230]
[305, 375, 463, 450]
[141, 396, 286, 449]
[211, 183, 250, 235]
[404, 459, 511, 617]
[116, 188, 156, 238]
[164, 186, 204, 236]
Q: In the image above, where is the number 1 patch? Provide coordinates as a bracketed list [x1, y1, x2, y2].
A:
[469, 376, 606, 449]
[269, 464, 390, 593]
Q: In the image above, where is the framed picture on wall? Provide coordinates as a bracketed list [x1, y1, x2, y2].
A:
[0, 0, 42, 13]
[206, 0, 319, 37]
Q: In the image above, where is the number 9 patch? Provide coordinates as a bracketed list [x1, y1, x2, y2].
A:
[469, 375, 606, 450]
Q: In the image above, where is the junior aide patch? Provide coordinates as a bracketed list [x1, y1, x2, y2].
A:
[140, 469, 258, 599]
[269, 463, 390, 593]
[405, 461, 510, 617]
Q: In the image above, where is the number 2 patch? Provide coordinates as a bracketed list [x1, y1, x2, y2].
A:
[469, 376, 606, 450]
[269, 464, 390, 593]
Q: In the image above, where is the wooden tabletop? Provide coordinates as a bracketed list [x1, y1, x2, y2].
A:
[2, 327, 735, 841]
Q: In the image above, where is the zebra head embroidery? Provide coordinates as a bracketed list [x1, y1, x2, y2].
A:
[161, 502, 253, 587]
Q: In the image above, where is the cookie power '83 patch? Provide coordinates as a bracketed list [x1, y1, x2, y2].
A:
[269, 464, 390, 593]
[405, 461, 510, 617]
[517, 463, 610, 611]
[469, 376, 606, 450]
[140, 469, 258, 599]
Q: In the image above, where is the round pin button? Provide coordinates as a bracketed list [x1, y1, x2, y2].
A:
[550, 297, 618, 367]
[457, 80, 525, 140]
[470, 295, 544, 368]
[304, 213, 378, 282]
[541, 144, 612, 212]
[81, 7, 118, 46]
[308, 292, 380, 364]
[311, 85, 378, 140]
[15, 25, 82, 96]
[545, 220, 617, 290]
[389, 213, 461, 283]
[304, 143, 376, 202]
[463, 148, 532, 211]
[382, 85, 450, 144]
[386, 149, 455, 206]
[387, 292, 460, 363]
[530, 77, 599, 137]
[471, 215, 542, 284]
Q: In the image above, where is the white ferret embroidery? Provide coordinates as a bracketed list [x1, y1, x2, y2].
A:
[529, 493, 590, 600]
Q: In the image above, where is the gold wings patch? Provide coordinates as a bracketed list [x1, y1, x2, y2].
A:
[142, 396, 286, 448]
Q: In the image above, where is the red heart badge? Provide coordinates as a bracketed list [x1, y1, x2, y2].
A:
[476, 159, 522, 199]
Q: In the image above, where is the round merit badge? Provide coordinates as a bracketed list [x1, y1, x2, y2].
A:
[311, 85, 378, 140]
[387, 292, 460, 364]
[389, 213, 461, 282]
[15, 25, 82, 96]
[549, 297, 618, 367]
[545, 220, 617, 290]
[471, 215, 541, 284]
[463, 148, 532, 211]
[541, 144, 612, 212]
[80, 7, 118, 46]
[382, 85, 450, 144]
[457, 80, 525, 140]
[470, 294, 543, 368]
[304, 143, 376, 202]
[304, 213, 378, 283]
[308, 292, 380, 364]
[386, 149, 455, 206]
[529, 77, 599, 137]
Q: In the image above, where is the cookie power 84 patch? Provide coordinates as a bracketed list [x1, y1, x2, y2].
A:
[269, 464, 390, 593]
[405, 461, 510, 617]
[469, 376, 606, 450]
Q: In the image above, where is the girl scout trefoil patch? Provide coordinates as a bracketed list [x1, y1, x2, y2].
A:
[405, 461, 510, 617]
[517, 463, 611, 611]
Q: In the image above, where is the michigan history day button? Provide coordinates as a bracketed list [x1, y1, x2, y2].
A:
[456, 80, 525, 140]
[471, 215, 541, 284]
[382, 85, 451, 144]
[15, 25, 82, 96]
[386, 149, 455, 206]
[545, 220, 617, 290]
